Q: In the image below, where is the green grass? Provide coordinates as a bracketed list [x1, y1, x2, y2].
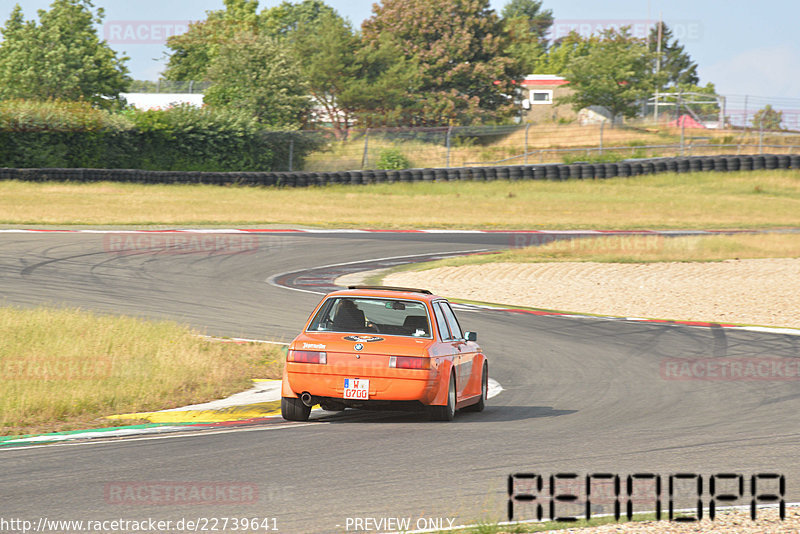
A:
[1, 170, 800, 229]
[0, 306, 284, 436]
[376, 233, 800, 275]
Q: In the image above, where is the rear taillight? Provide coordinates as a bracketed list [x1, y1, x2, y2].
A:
[389, 356, 430, 369]
[288, 350, 327, 364]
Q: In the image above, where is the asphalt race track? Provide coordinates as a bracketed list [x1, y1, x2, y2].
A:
[1, 231, 799, 532]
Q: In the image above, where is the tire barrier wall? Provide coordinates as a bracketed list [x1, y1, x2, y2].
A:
[0, 154, 797, 187]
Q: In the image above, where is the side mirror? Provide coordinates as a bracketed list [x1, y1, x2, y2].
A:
[465, 331, 477, 342]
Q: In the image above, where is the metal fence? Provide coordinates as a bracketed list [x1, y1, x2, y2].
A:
[294, 122, 800, 172]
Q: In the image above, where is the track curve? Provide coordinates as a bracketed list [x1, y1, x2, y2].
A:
[1, 231, 799, 532]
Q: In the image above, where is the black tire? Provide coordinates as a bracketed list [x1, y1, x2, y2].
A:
[463, 362, 488, 413]
[281, 397, 311, 421]
[593, 164, 606, 179]
[669, 159, 681, 173]
[429, 374, 456, 421]
[521, 165, 535, 180]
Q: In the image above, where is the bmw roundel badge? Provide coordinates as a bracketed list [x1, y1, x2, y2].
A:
[354, 343, 364, 351]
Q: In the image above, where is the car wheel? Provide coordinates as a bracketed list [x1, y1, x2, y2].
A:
[281, 397, 311, 421]
[464, 362, 488, 412]
[429, 374, 456, 421]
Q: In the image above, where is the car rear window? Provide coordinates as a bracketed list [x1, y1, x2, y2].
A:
[307, 297, 432, 338]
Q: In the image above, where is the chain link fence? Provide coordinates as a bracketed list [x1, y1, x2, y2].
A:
[292, 122, 800, 172]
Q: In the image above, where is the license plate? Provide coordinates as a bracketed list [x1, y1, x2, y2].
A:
[343, 378, 369, 400]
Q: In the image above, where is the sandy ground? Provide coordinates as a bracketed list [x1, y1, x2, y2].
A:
[384, 258, 800, 328]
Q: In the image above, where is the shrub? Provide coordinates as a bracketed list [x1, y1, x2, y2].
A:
[0, 100, 321, 172]
[376, 148, 412, 170]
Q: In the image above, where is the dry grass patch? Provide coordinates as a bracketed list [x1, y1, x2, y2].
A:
[402, 233, 800, 271]
[0, 171, 799, 229]
[0, 306, 284, 436]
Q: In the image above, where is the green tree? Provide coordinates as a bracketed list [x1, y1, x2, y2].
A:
[752, 104, 783, 131]
[164, 0, 336, 81]
[500, 0, 553, 74]
[260, 0, 338, 37]
[341, 35, 422, 128]
[204, 32, 310, 128]
[291, 12, 419, 133]
[501, 0, 553, 41]
[648, 23, 699, 88]
[532, 30, 593, 74]
[163, 0, 259, 81]
[362, 0, 520, 125]
[502, 16, 546, 74]
[0, 0, 129, 107]
[287, 11, 358, 135]
[561, 28, 653, 123]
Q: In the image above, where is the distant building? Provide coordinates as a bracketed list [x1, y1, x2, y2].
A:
[520, 75, 574, 123]
[120, 93, 204, 110]
[519, 75, 617, 125]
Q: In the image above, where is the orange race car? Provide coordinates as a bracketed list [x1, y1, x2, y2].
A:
[281, 286, 488, 421]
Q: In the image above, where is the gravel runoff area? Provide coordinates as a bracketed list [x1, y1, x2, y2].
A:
[530, 506, 798, 533]
[383, 259, 800, 532]
[384, 259, 800, 328]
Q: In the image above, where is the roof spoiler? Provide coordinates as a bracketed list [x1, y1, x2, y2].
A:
[347, 285, 432, 295]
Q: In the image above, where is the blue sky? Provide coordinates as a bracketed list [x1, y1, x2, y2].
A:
[4, 0, 799, 100]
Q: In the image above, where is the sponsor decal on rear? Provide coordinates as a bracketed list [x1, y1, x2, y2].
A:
[302, 342, 326, 350]
[343, 335, 384, 343]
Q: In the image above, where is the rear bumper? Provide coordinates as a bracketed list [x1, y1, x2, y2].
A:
[283, 363, 441, 404]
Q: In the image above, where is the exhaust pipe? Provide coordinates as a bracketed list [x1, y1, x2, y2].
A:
[300, 392, 314, 407]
